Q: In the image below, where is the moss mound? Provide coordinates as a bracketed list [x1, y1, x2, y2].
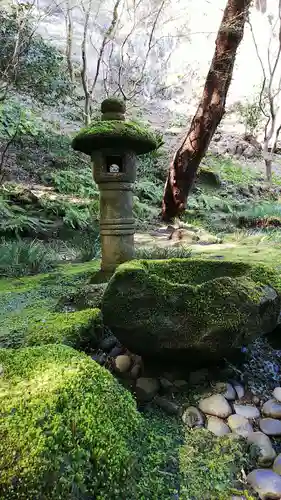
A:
[0, 344, 141, 499]
[25, 308, 102, 349]
[102, 258, 281, 364]
[180, 429, 252, 499]
[0, 261, 103, 351]
[72, 120, 159, 156]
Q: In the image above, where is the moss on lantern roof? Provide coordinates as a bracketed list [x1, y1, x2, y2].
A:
[71, 120, 161, 156]
[101, 97, 126, 114]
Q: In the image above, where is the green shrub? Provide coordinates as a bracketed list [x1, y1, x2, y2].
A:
[0, 344, 141, 499]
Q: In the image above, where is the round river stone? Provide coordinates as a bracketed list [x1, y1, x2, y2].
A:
[262, 398, 281, 418]
[207, 416, 231, 436]
[273, 387, 281, 402]
[247, 431, 276, 467]
[199, 394, 232, 418]
[182, 406, 204, 428]
[259, 418, 281, 436]
[247, 469, 281, 499]
[234, 404, 260, 420]
[273, 453, 281, 475]
[228, 414, 253, 437]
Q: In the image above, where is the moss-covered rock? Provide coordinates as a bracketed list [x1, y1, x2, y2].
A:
[102, 258, 281, 364]
[72, 120, 160, 156]
[0, 344, 141, 499]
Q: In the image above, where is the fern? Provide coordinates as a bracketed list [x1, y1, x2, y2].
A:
[0, 239, 57, 277]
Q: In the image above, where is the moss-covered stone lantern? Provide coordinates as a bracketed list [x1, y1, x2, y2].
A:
[72, 98, 159, 273]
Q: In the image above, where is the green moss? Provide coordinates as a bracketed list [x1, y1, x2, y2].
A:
[179, 429, 252, 499]
[0, 344, 141, 499]
[25, 308, 102, 349]
[72, 120, 160, 156]
[101, 97, 126, 114]
[102, 258, 281, 361]
[0, 261, 103, 350]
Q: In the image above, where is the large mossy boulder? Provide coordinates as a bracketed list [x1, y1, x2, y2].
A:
[102, 259, 281, 364]
[0, 344, 141, 499]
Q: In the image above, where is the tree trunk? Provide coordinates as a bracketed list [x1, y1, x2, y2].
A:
[162, 0, 252, 221]
[66, 2, 74, 82]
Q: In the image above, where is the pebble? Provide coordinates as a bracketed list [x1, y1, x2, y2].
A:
[159, 377, 174, 392]
[114, 355, 131, 373]
[247, 469, 281, 499]
[247, 432, 276, 467]
[273, 387, 281, 402]
[199, 394, 232, 418]
[223, 382, 236, 401]
[173, 379, 188, 390]
[273, 453, 281, 475]
[206, 416, 231, 436]
[99, 335, 117, 352]
[259, 418, 281, 436]
[130, 364, 141, 379]
[135, 377, 160, 402]
[227, 414, 253, 437]
[0, 365, 3, 376]
[108, 346, 123, 357]
[182, 406, 204, 428]
[154, 396, 179, 416]
[232, 381, 245, 400]
[213, 382, 236, 400]
[91, 352, 107, 365]
[234, 404, 260, 420]
[262, 399, 281, 419]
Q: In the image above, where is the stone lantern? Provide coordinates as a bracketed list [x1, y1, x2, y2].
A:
[72, 98, 159, 274]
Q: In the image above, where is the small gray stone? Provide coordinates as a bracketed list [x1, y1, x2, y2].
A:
[207, 416, 231, 436]
[99, 335, 117, 351]
[199, 394, 232, 418]
[173, 379, 188, 390]
[247, 469, 281, 499]
[228, 414, 253, 437]
[182, 406, 204, 428]
[91, 352, 107, 365]
[159, 377, 174, 392]
[232, 381, 245, 400]
[262, 399, 281, 419]
[213, 382, 236, 400]
[259, 418, 281, 436]
[135, 377, 160, 402]
[223, 383, 236, 400]
[130, 364, 141, 379]
[273, 387, 281, 403]
[109, 346, 123, 357]
[114, 355, 131, 373]
[247, 432, 276, 466]
[234, 404, 260, 420]
[0, 365, 3, 376]
[273, 453, 281, 475]
[154, 396, 179, 416]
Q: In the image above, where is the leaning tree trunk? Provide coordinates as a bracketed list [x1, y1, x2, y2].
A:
[162, 0, 252, 221]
